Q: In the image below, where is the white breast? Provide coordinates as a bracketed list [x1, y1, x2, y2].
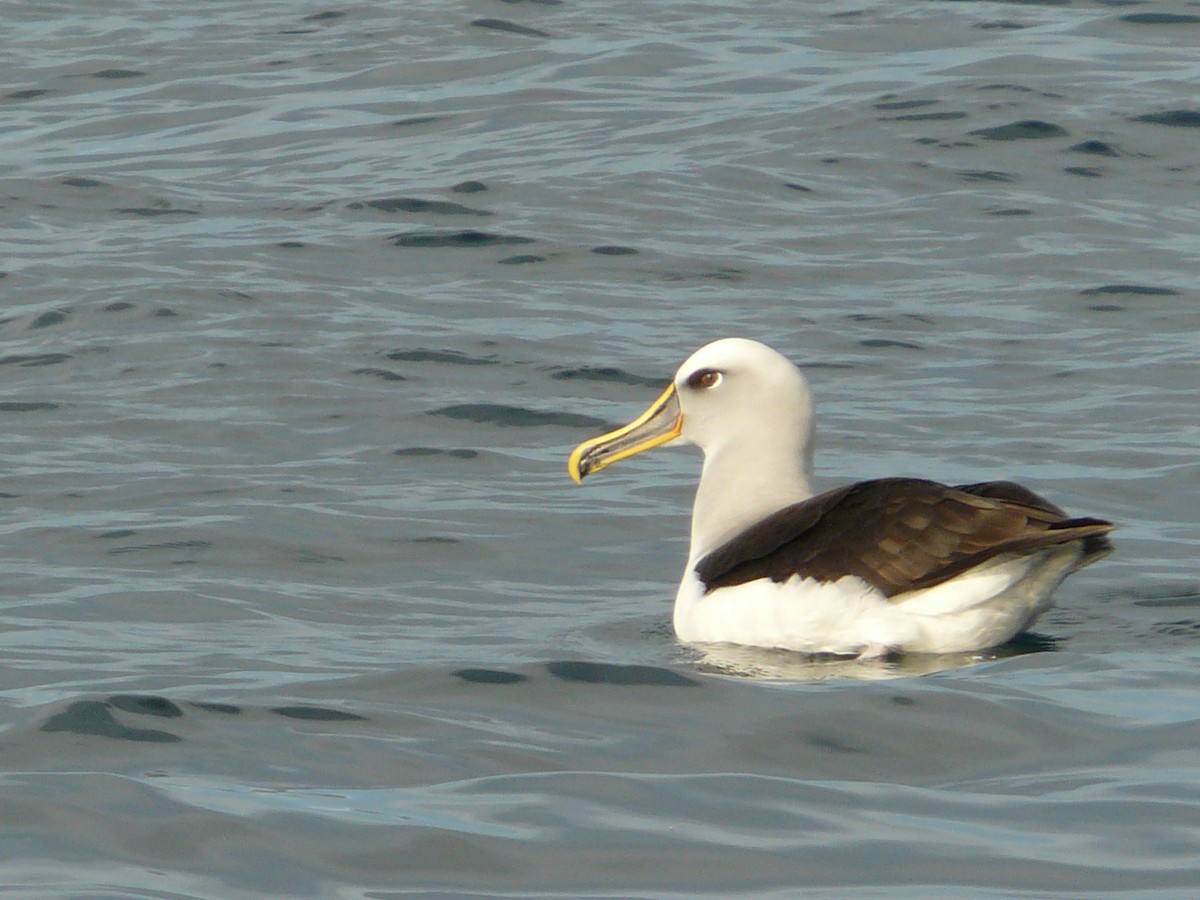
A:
[672, 543, 1085, 656]
[673, 570, 920, 655]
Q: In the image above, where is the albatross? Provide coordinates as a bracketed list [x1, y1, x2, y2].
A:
[567, 338, 1113, 657]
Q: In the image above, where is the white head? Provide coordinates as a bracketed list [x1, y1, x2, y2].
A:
[569, 338, 817, 558]
[671, 338, 815, 466]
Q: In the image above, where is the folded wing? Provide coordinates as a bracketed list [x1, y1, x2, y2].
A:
[695, 477, 1114, 598]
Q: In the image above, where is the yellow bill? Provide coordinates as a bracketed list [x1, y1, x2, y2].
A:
[568, 384, 682, 483]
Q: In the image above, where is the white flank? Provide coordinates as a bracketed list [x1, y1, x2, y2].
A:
[674, 544, 1086, 656]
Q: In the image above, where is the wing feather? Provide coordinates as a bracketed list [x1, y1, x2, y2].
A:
[694, 477, 1115, 598]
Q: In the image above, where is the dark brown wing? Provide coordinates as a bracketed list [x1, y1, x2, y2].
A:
[954, 480, 1113, 557]
[953, 480, 1067, 516]
[694, 477, 1115, 598]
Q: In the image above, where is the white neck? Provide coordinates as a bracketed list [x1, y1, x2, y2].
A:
[688, 429, 814, 563]
[666, 337, 819, 567]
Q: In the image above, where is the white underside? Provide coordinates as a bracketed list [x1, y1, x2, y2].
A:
[673, 544, 1086, 655]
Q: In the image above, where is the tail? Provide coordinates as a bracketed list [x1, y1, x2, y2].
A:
[1050, 516, 1114, 564]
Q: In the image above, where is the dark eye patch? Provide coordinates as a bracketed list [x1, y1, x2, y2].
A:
[685, 368, 722, 390]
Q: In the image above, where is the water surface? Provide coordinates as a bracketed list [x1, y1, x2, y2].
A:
[2, 1, 1198, 896]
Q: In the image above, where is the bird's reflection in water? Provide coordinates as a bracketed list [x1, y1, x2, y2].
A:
[685, 632, 1061, 682]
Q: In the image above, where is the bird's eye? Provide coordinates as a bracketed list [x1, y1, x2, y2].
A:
[686, 369, 723, 390]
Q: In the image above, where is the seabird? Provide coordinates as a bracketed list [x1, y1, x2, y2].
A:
[567, 338, 1114, 656]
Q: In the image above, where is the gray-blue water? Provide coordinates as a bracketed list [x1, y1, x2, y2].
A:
[2, 2, 1199, 896]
